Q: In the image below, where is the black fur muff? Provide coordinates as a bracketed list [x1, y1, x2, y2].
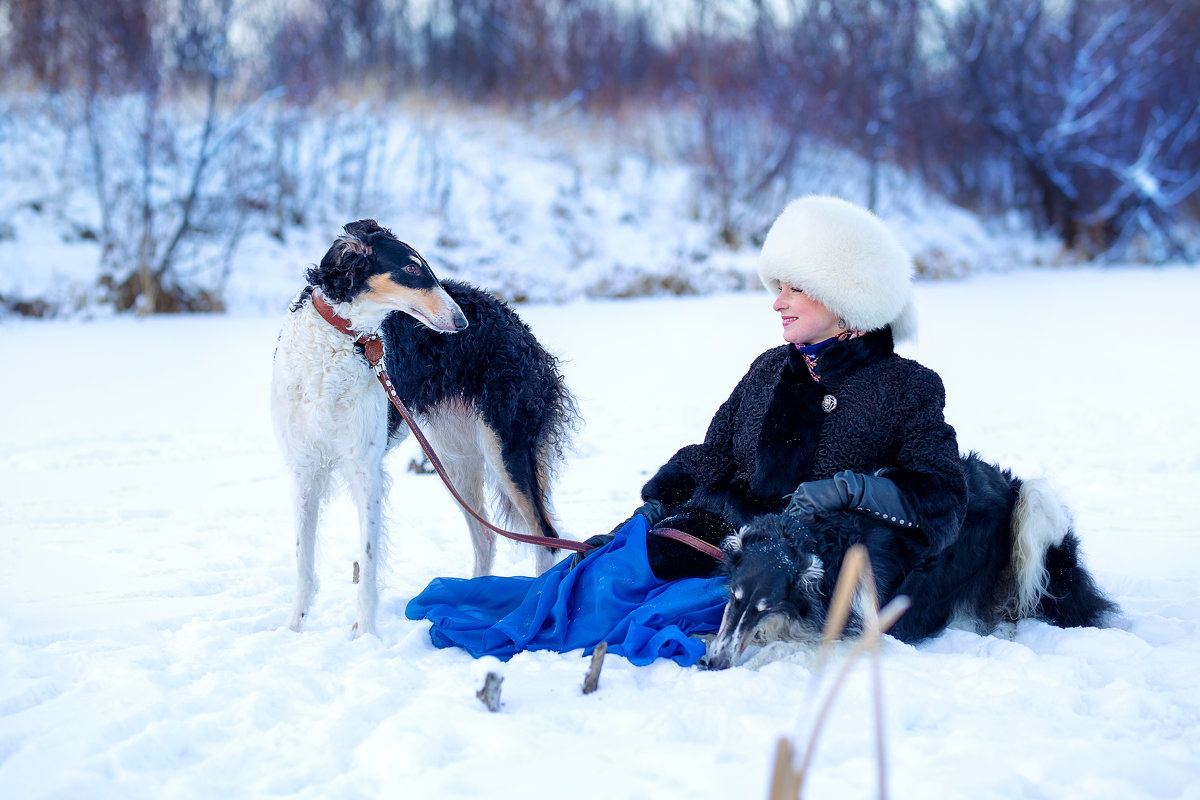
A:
[646, 507, 735, 580]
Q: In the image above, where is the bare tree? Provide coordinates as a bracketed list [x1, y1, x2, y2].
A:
[672, 0, 807, 247]
[942, 0, 1197, 257]
[91, 0, 273, 312]
[801, 0, 924, 211]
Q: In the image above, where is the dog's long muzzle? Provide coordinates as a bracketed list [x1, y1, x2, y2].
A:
[703, 603, 760, 670]
[414, 286, 468, 333]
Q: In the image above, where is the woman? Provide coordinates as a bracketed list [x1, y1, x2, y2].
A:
[638, 195, 966, 570]
[407, 195, 966, 665]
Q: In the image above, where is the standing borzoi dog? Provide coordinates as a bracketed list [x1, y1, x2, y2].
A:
[705, 453, 1117, 669]
[272, 220, 576, 636]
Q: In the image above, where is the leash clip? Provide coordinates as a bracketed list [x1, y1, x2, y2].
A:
[359, 335, 385, 366]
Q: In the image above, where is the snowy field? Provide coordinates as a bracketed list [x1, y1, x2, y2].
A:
[2, 266, 1199, 799]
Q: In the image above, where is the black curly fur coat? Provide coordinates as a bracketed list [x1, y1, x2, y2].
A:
[641, 327, 967, 556]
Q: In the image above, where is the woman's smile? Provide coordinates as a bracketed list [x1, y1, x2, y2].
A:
[773, 283, 843, 344]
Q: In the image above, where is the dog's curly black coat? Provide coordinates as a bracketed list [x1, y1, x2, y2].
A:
[721, 453, 1117, 648]
[377, 282, 577, 495]
[641, 328, 967, 556]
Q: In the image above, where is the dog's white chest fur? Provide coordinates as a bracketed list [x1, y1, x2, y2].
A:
[271, 303, 388, 464]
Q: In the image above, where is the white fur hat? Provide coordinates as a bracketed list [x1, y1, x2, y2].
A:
[758, 195, 917, 342]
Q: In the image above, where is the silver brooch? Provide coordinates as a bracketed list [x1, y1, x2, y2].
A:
[822, 394, 837, 413]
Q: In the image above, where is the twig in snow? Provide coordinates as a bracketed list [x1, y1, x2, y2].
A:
[582, 641, 607, 694]
[476, 671, 504, 712]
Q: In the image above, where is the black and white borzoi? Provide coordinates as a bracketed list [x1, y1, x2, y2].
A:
[705, 453, 1117, 669]
[272, 220, 576, 636]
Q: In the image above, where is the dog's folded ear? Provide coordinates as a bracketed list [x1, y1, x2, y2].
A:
[340, 236, 371, 257]
[307, 220, 391, 300]
[721, 528, 746, 563]
[341, 219, 388, 255]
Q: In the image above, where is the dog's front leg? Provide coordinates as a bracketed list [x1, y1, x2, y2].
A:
[347, 458, 385, 637]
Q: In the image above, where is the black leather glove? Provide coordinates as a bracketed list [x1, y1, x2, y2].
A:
[568, 499, 671, 569]
[785, 471, 919, 531]
[631, 499, 669, 528]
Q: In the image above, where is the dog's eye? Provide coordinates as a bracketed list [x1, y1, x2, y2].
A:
[402, 264, 420, 275]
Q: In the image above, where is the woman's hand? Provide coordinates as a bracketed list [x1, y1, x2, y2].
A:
[786, 471, 920, 531]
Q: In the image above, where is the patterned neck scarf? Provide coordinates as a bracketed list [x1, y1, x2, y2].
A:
[794, 329, 866, 382]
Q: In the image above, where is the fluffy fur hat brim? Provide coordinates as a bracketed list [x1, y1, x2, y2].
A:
[759, 196, 916, 341]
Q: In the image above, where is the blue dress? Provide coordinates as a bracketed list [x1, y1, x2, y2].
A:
[405, 515, 727, 666]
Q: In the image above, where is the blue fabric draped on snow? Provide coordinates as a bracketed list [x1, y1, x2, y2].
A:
[405, 515, 728, 666]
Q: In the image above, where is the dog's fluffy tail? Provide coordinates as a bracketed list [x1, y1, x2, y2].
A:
[1010, 478, 1069, 618]
[1009, 479, 1117, 627]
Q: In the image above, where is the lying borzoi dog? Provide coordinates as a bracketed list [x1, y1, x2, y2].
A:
[272, 220, 576, 636]
[705, 453, 1117, 669]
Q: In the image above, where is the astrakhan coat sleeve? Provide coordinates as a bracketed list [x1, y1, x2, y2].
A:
[880, 367, 967, 555]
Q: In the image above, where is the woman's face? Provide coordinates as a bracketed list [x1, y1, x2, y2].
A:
[772, 283, 843, 345]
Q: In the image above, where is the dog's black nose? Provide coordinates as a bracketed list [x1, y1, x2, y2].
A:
[697, 653, 732, 671]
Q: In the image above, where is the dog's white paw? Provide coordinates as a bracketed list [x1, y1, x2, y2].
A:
[289, 579, 317, 632]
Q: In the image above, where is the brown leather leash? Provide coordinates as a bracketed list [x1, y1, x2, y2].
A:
[649, 526, 725, 562]
[310, 289, 726, 563]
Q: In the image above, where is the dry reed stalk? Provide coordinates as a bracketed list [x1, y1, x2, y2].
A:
[768, 544, 911, 800]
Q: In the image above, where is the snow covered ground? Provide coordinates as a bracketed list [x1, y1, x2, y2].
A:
[2, 266, 1199, 799]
